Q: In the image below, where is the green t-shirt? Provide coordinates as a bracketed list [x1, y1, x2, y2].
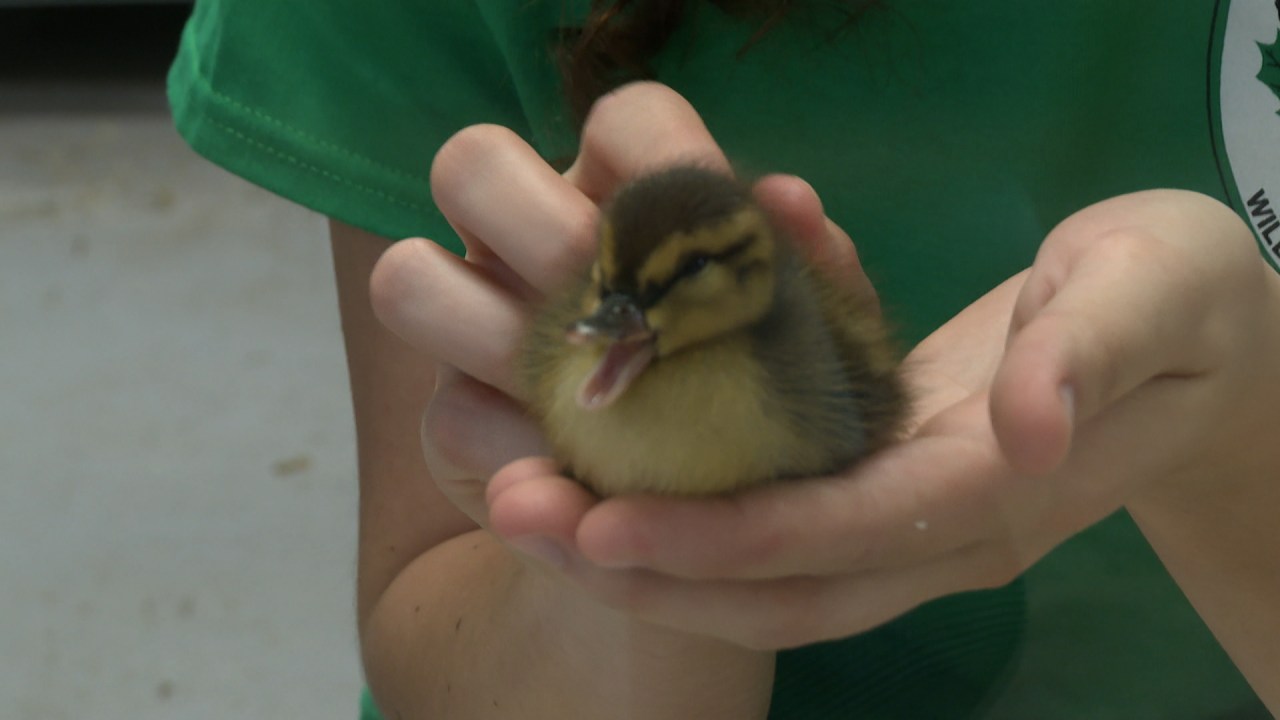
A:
[169, 1, 1276, 717]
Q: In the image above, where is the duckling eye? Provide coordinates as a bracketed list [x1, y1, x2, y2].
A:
[675, 254, 711, 281]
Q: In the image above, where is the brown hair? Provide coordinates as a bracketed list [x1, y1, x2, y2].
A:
[555, 0, 878, 122]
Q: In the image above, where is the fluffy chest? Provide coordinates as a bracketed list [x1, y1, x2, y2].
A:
[539, 335, 831, 496]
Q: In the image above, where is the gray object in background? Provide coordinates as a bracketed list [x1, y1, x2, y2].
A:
[1, 6, 364, 718]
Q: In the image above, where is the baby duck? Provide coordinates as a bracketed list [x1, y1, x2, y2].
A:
[519, 165, 906, 497]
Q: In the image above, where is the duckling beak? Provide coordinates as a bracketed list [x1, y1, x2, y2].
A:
[566, 293, 656, 411]
[567, 293, 650, 343]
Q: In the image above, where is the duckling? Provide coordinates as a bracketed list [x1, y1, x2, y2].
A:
[519, 165, 907, 497]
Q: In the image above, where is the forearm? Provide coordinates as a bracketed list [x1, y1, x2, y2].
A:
[1128, 467, 1280, 712]
[1124, 249, 1280, 709]
[362, 528, 775, 719]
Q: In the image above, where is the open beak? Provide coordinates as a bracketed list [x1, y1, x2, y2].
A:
[565, 293, 656, 410]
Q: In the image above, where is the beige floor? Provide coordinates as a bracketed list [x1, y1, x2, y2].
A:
[1, 22, 363, 718]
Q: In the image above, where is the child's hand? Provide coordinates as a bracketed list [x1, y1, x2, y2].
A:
[370, 82, 739, 550]
[536, 187, 1276, 652]
[371, 83, 1280, 704]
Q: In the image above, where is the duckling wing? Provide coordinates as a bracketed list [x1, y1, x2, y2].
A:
[813, 268, 909, 453]
[751, 260, 908, 477]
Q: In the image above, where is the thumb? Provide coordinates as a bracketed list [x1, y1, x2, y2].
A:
[423, 365, 552, 483]
[990, 228, 1211, 475]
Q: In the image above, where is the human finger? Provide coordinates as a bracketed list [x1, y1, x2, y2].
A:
[565, 82, 731, 201]
[422, 366, 552, 526]
[481, 457, 1014, 649]
[486, 457, 600, 567]
[370, 237, 529, 398]
[992, 230, 1212, 475]
[431, 123, 599, 293]
[991, 190, 1258, 475]
[424, 366, 551, 479]
[576, 372, 1220, 647]
[751, 174, 876, 311]
[575, 395, 1017, 580]
[565, 538, 1022, 650]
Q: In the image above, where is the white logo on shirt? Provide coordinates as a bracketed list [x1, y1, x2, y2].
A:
[1216, 0, 1280, 269]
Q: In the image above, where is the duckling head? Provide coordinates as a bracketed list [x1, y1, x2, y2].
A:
[569, 166, 779, 409]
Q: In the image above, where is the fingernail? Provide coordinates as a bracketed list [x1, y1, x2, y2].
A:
[1059, 384, 1076, 426]
[508, 536, 569, 569]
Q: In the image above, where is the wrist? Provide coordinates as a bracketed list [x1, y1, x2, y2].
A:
[508, 541, 777, 719]
[364, 529, 775, 719]
[1132, 251, 1280, 510]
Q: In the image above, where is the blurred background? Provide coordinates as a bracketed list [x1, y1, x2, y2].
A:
[1, 2, 364, 718]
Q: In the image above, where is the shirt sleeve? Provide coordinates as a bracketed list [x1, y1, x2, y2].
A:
[168, 0, 535, 249]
